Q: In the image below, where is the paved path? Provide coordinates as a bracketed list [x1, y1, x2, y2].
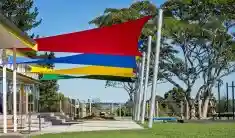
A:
[32, 120, 143, 135]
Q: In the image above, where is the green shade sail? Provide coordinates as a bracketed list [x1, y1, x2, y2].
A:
[40, 74, 134, 82]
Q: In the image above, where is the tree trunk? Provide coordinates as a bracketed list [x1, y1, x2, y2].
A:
[189, 99, 196, 119]
[185, 100, 189, 119]
[198, 99, 202, 119]
[190, 105, 196, 119]
[202, 96, 210, 118]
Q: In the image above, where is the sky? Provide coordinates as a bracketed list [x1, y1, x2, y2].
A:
[31, 0, 234, 103]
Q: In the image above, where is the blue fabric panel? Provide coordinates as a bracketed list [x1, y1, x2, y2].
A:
[8, 54, 137, 68]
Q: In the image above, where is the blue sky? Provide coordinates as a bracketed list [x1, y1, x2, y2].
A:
[31, 0, 234, 102]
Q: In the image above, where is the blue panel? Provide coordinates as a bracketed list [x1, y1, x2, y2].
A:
[7, 54, 137, 68]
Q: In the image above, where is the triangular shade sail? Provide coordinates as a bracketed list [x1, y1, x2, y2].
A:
[29, 66, 135, 77]
[17, 16, 151, 56]
[40, 74, 134, 82]
[7, 54, 137, 68]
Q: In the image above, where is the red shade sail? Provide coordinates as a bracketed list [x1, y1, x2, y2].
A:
[19, 16, 151, 56]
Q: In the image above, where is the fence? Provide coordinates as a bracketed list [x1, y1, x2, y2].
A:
[216, 81, 235, 120]
[60, 98, 77, 119]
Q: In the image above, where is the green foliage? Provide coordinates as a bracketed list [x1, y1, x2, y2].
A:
[116, 106, 131, 116]
[161, 0, 235, 106]
[164, 87, 185, 103]
[0, 0, 41, 57]
[38, 52, 59, 112]
[0, 0, 41, 32]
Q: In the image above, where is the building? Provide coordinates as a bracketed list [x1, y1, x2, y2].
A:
[0, 53, 40, 114]
[0, 13, 40, 133]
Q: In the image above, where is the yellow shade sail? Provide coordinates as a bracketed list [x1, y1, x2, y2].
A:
[29, 65, 135, 77]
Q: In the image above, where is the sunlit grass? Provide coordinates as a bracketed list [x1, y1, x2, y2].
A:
[33, 123, 235, 138]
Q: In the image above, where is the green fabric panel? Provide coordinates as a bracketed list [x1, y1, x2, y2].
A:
[40, 74, 134, 82]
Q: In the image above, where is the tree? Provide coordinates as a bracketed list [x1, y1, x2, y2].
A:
[164, 88, 185, 117]
[38, 52, 59, 112]
[161, 0, 235, 119]
[0, 0, 41, 31]
[90, 1, 177, 103]
[0, 0, 42, 57]
[164, 87, 185, 104]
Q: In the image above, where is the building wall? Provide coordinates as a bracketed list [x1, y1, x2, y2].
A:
[0, 50, 40, 114]
[0, 49, 39, 80]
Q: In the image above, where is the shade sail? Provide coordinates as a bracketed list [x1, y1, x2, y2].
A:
[18, 16, 151, 56]
[7, 53, 137, 68]
[29, 66, 135, 77]
[40, 74, 134, 82]
[0, 13, 37, 49]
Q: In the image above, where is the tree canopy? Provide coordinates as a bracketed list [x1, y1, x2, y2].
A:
[0, 0, 42, 57]
[38, 52, 59, 112]
[90, 1, 178, 101]
[91, 0, 235, 119]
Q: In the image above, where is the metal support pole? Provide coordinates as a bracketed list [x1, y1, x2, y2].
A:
[148, 9, 163, 128]
[2, 49, 7, 133]
[13, 47, 17, 132]
[134, 81, 139, 120]
[232, 81, 235, 120]
[141, 36, 152, 124]
[218, 82, 221, 119]
[137, 52, 146, 121]
[89, 99, 92, 116]
[226, 82, 229, 120]
[28, 109, 31, 134]
[111, 103, 114, 114]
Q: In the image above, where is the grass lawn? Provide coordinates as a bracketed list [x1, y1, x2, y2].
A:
[33, 123, 235, 138]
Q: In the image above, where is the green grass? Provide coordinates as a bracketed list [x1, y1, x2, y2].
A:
[33, 123, 235, 138]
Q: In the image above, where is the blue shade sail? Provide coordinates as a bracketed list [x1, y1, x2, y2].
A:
[7, 53, 137, 68]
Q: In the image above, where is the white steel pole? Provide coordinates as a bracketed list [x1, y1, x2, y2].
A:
[141, 36, 152, 124]
[13, 47, 17, 132]
[134, 66, 140, 120]
[2, 49, 7, 133]
[136, 52, 146, 121]
[89, 99, 92, 115]
[111, 102, 113, 114]
[148, 9, 163, 128]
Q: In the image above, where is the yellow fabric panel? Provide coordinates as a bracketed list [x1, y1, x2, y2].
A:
[6, 49, 27, 57]
[30, 66, 53, 72]
[29, 66, 134, 77]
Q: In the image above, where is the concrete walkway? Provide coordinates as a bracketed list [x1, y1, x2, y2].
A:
[32, 120, 143, 135]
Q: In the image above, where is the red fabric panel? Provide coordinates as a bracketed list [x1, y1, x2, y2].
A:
[22, 16, 151, 56]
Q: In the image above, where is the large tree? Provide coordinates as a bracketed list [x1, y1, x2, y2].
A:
[0, 0, 42, 57]
[0, 0, 41, 31]
[38, 52, 59, 112]
[161, 0, 235, 119]
[90, 1, 177, 102]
